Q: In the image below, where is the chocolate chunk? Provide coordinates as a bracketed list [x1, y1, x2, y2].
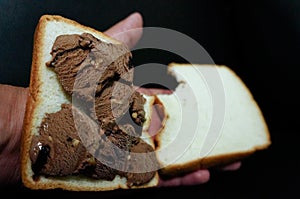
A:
[130, 91, 146, 126]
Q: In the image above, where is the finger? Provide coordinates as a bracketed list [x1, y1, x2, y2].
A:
[148, 104, 162, 137]
[219, 161, 242, 171]
[104, 12, 143, 49]
[135, 87, 154, 95]
[147, 88, 172, 95]
[158, 170, 210, 187]
[136, 87, 173, 96]
[180, 170, 210, 186]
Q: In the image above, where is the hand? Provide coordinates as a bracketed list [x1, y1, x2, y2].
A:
[0, 84, 28, 184]
[0, 12, 240, 186]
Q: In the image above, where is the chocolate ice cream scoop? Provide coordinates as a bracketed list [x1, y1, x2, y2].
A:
[30, 104, 92, 176]
[47, 33, 133, 96]
[30, 104, 157, 185]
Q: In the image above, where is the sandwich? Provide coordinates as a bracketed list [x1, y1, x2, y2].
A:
[20, 14, 271, 191]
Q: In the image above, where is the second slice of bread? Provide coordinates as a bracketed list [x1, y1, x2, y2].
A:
[154, 63, 271, 177]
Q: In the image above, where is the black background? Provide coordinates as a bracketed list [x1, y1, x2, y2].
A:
[0, 0, 299, 198]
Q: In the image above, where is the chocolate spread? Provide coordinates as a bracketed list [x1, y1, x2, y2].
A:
[30, 33, 158, 186]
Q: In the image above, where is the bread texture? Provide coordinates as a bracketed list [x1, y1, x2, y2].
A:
[21, 15, 158, 191]
[153, 63, 271, 177]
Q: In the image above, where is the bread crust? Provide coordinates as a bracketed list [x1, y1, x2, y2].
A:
[20, 15, 159, 191]
[21, 14, 46, 189]
[158, 148, 261, 178]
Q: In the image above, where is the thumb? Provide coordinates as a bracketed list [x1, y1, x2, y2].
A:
[104, 12, 143, 49]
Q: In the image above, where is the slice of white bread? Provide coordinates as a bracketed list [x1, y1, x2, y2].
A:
[21, 15, 158, 191]
[153, 63, 271, 177]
